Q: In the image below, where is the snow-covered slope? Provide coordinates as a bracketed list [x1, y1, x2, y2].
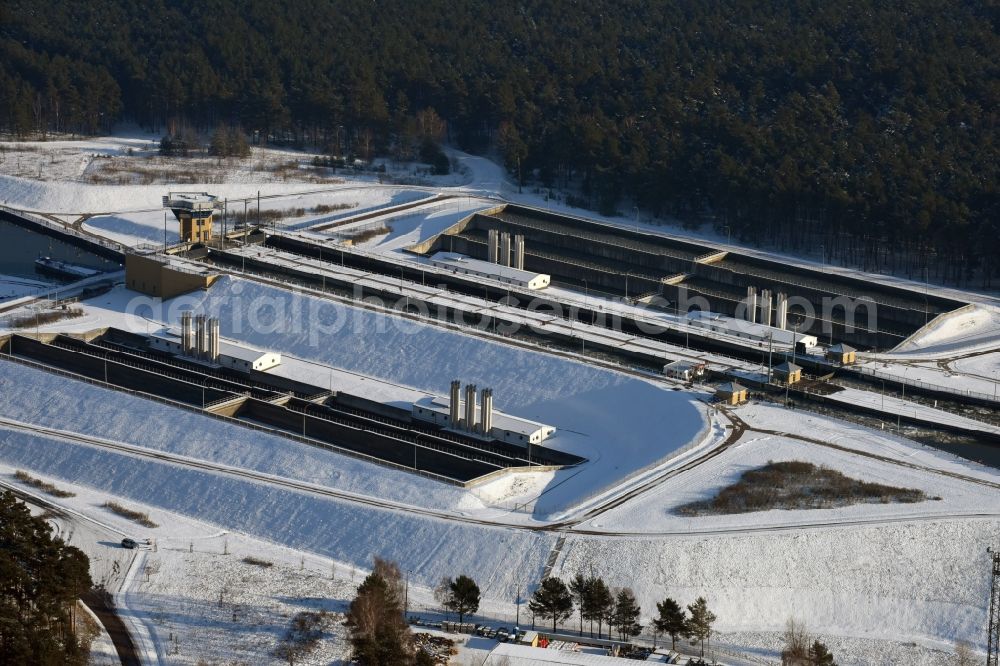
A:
[184, 277, 712, 511]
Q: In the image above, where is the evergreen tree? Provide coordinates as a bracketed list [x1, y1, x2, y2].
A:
[528, 578, 574, 633]
[653, 597, 688, 651]
[209, 125, 231, 157]
[610, 588, 641, 641]
[568, 573, 589, 636]
[0, 490, 92, 665]
[808, 639, 836, 666]
[346, 558, 413, 665]
[442, 575, 480, 624]
[584, 577, 613, 639]
[686, 597, 717, 657]
[1, 0, 997, 287]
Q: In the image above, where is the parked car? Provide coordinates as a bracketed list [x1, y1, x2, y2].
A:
[120, 537, 137, 549]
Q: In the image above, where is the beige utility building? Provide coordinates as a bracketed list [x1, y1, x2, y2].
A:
[773, 361, 803, 385]
[125, 253, 217, 299]
[715, 381, 748, 405]
[827, 343, 857, 365]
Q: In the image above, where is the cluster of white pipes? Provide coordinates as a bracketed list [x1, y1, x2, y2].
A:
[449, 380, 494, 434]
[180, 312, 220, 361]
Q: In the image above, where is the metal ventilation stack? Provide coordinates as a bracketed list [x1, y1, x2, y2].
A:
[513, 234, 525, 270]
[194, 314, 207, 358]
[499, 233, 512, 267]
[760, 289, 773, 327]
[181, 312, 194, 353]
[480, 388, 493, 434]
[464, 384, 478, 432]
[449, 380, 462, 427]
[775, 293, 788, 330]
[488, 229, 499, 264]
[208, 317, 220, 361]
[746, 286, 758, 323]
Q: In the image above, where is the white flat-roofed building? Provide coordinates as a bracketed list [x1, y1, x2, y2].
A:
[428, 252, 550, 290]
[149, 328, 282, 372]
[663, 359, 706, 381]
[686, 310, 818, 349]
[411, 395, 555, 446]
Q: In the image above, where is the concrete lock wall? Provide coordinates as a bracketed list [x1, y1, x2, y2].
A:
[467, 214, 693, 275]
[235, 400, 496, 481]
[8, 335, 231, 406]
[446, 234, 663, 296]
[687, 263, 933, 340]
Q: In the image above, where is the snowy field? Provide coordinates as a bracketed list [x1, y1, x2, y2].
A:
[1, 412, 992, 665]
[4, 466, 358, 664]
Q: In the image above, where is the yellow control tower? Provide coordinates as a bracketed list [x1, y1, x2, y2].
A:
[163, 192, 218, 243]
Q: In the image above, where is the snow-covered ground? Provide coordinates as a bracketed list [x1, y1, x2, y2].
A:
[2, 134, 998, 664]
[1, 408, 992, 665]
[891, 304, 1000, 356]
[3, 466, 357, 665]
[579, 402, 1000, 534]
[1, 275, 715, 514]
[841, 304, 1000, 402]
[556, 516, 996, 665]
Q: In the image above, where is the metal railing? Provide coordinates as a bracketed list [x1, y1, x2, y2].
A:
[0, 204, 126, 254]
[851, 364, 1000, 406]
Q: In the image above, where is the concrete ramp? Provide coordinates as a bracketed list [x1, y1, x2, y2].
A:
[694, 250, 728, 264]
[660, 272, 688, 285]
[891, 303, 981, 353]
[203, 394, 250, 417]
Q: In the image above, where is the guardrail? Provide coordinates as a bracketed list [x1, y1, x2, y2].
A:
[851, 364, 1000, 406]
[0, 204, 127, 255]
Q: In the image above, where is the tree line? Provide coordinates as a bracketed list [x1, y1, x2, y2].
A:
[527, 574, 716, 656]
[346, 559, 838, 665]
[0, 490, 93, 664]
[1, 0, 996, 285]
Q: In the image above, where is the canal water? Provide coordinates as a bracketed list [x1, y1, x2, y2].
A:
[0, 219, 121, 282]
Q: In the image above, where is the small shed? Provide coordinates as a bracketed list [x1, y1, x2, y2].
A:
[827, 343, 857, 365]
[715, 381, 748, 405]
[773, 361, 803, 384]
[663, 360, 706, 381]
